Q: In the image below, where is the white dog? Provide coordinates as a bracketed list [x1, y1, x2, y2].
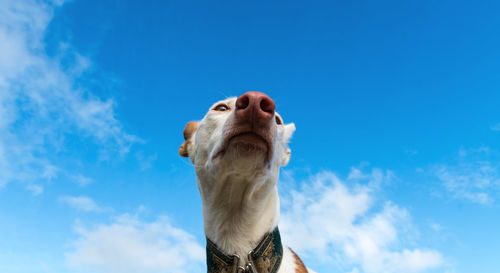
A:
[180, 91, 312, 273]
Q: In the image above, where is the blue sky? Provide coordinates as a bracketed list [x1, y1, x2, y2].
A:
[1, 0, 499, 272]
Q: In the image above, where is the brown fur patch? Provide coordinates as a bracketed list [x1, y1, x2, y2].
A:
[179, 141, 191, 157]
[290, 248, 308, 273]
[183, 121, 198, 140]
[179, 121, 198, 157]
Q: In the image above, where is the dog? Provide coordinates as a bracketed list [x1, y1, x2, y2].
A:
[179, 91, 313, 273]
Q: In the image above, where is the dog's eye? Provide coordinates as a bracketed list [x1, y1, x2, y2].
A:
[275, 116, 283, 125]
[213, 104, 229, 111]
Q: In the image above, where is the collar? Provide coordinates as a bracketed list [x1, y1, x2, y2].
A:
[206, 227, 283, 273]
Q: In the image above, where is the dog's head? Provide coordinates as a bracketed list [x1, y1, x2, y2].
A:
[179, 91, 295, 182]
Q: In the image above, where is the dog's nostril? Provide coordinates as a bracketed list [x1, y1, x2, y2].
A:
[260, 98, 275, 114]
[236, 95, 249, 110]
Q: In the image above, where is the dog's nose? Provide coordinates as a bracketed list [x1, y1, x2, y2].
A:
[235, 91, 275, 124]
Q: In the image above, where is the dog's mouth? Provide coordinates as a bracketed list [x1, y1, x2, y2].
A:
[212, 129, 273, 162]
[229, 132, 268, 150]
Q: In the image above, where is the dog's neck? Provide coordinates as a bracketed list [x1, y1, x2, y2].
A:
[197, 169, 280, 265]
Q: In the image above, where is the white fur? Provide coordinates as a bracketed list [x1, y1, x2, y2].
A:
[185, 96, 311, 272]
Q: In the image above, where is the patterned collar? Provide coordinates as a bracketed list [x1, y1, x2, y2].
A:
[206, 227, 283, 273]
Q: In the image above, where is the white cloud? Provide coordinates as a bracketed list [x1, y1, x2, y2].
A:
[280, 168, 444, 273]
[434, 147, 500, 204]
[71, 174, 93, 187]
[27, 184, 44, 196]
[66, 214, 205, 273]
[0, 0, 139, 191]
[59, 195, 112, 213]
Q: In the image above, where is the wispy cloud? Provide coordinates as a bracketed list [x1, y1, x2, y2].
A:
[66, 214, 205, 273]
[59, 195, 112, 213]
[0, 0, 139, 191]
[491, 123, 500, 131]
[135, 152, 158, 171]
[71, 174, 94, 187]
[434, 147, 500, 204]
[27, 184, 44, 196]
[280, 168, 444, 273]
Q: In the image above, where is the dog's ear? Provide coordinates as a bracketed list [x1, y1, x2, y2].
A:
[281, 123, 296, 166]
[284, 123, 296, 143]
[179, 121, 198, 157]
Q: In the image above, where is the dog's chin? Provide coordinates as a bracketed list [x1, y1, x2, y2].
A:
[209, 132, 272, 173]
[211, 139, 267, 172]
[229, 132, 267, 158]
[230, 133, 267, 152]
